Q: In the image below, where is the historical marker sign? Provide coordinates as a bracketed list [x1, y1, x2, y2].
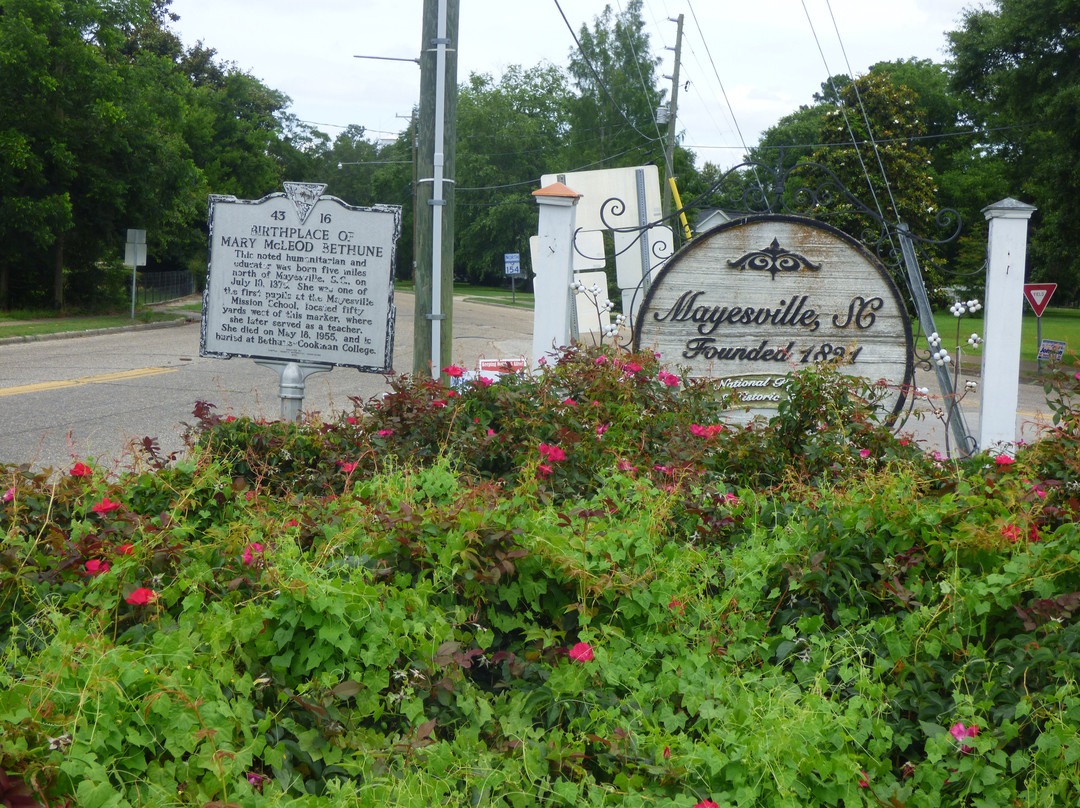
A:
[201, 185, 401, 372]
[634, 215, 913, 418]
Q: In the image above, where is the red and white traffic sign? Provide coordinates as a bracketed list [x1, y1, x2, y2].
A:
[1023, 283, 1057, 317]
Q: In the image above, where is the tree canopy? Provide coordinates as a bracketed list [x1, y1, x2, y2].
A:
[3, 0, 1076, 309]
[949, 0, 1080, 299]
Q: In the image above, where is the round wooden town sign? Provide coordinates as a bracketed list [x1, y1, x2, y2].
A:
[634, 215, 913, 418]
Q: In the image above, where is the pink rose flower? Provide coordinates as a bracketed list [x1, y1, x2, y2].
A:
[568, 642, 594, 663]
[539, 443, 566, 462]
[242, 543, 265, 567]
[949, 722, 979, 754]
[92, 497, 121, 514]
[125, 587, 157, 605]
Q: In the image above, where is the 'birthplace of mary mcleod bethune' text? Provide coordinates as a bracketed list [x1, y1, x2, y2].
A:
[200, 191, 401, 373]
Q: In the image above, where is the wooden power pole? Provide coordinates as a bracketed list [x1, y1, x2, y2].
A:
[662, 14, 684, 221]
[413, 0, 459, 377]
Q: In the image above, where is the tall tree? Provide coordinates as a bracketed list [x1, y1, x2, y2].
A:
[453, 65, 572, 284]
[565, 0, 665, 172]
[807, 72, 948, 301]
[948, 0, 1080, 299]
[0, 0, 199, 307]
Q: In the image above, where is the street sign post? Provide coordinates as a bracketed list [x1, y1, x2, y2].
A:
[125, 229, 147, 319]
[1023, 283, 1058, 373]
[504, 252, 522, 303]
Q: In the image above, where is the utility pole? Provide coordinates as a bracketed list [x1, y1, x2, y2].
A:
[662, 14, 684, 222]
[396, 111, 418, 295]
[413, 0, 459, 378]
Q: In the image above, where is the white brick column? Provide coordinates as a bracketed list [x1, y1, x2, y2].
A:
[979, 197, 1037, 453]
[531, 182, 581, 369]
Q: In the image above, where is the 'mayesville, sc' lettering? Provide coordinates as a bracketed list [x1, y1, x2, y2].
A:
[652, 291, 821, 335]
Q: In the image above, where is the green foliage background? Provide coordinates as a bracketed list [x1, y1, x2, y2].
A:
[9, 0, 1078, 312]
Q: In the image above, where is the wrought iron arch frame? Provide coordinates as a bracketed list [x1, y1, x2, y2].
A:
[568, 158, 978, 455]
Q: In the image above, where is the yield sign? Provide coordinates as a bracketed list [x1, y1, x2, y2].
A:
[1023, 283, 1057, 317]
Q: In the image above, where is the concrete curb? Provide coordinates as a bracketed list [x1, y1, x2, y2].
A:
[0, 313, 201, 346]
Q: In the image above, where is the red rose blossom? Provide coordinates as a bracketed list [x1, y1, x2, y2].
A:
[568, 642, 594, 663]
[92, 497, 121, 514]
[125, 587, 156, 605]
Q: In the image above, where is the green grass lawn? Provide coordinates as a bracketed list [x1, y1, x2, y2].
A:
[0, 310, 186, 338]
[916, 306, 1080, 364]
[457, 284, 534, 309]
[395, 280, 534, 308]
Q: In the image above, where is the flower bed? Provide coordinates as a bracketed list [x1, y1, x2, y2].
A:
[2, 347, 1078, 807]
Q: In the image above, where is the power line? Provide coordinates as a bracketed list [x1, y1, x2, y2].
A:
[457, 142, 655, 192]
[686, 124, 1031, 153]
[800, 0, 891, 230]
[614, 0, 667, 147]
[551, 0, 661, 145]
[685, 0, 753, 160]
[825, 0, 901, 224]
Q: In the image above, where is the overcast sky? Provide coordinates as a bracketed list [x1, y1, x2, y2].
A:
[167, 0, 976, 171]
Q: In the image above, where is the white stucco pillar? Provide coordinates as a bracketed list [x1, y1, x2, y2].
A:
[979, 197, 1037, 454]
[531, 182, 581, 369]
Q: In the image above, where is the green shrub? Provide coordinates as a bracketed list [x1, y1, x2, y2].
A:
[2, 350, 1078, 807]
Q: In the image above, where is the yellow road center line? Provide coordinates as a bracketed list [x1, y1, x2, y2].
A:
[0, 367, 177, 398]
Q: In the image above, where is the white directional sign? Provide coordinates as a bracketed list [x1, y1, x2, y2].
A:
[504, 253, 522, 275]
[200, 185, 401, 372]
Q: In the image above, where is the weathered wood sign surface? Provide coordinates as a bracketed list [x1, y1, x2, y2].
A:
[634, 215, 913, 417]
[201, 184, 401, 372]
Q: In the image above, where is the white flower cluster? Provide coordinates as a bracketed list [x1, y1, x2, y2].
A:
[965, 380, 978, 392]
[950, 299, 983, 317]
[967, 333, 983, 348]
[926, 331, 951, 365]
[570, 279, 585, 293]
[603, 314, 626, 337]
[915, 386, 930, 397]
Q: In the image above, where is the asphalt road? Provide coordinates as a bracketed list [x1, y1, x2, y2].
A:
[0, 293, 1058, 472]
[0, 293, 533, 473]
